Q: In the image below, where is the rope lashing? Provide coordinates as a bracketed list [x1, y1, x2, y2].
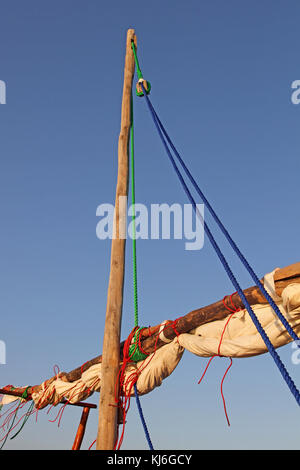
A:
[131, 41, 151, 97]
[140, 81, 300, 407]
[114, 328, 140, 450]
[114, 328, 152, 450]
[143, 98, 300, 346]
[158, 319, 181, 343]
[128, 327, 149, 362]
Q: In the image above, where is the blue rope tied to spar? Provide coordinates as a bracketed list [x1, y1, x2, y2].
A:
[134, 384, 154, 450]
[140, 82, 300, 407]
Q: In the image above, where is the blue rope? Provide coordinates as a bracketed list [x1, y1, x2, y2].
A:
[141, 83, 300, 406]
[146, 96, 299, 344]
[134, 383, 154, 450]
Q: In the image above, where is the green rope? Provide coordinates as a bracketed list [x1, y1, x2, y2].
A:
[130, 92, 139, 329]
[129, 327, 148, 362]
[21, 387, 29, 400]
[131, 41, 143, 80]
[10, 402, 34, 440]
[128, 93, 148, 362]
[131, 41, 143, 81]
[131, 41, 151, 97]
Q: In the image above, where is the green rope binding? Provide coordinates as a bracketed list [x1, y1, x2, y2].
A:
[21, 386, 29, 400]
[129, 327, 148, 362]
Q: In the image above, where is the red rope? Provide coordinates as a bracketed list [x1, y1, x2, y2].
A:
[89, 319, 187, 450]
[113, 319, 182, 450]
[112, 327, 139, 450]
[220, 358, 233, 426]
[88, 439, 96, 450]
[198, 292, 241, 426]
[168, 317, 182, 337]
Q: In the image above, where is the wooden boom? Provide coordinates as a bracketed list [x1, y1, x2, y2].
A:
[2, 262, 299, 400]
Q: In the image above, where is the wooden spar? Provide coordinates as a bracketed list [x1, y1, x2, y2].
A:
[0, 388, 97, 408]
[140, 262, 300, 354]
[64, 262, 300, 380]
[96, 29, 136, 450]
[72, 406, 90, 450]
[4, 262, 300, 398]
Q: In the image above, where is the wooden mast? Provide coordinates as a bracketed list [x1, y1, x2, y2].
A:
[96, 29, 136, 450]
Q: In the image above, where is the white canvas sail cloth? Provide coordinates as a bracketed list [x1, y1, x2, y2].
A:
[1, 269, 299, 407]
[27, 340, 184, 406]
[0, 340, 184, 407]
[177, 271, 300, 358]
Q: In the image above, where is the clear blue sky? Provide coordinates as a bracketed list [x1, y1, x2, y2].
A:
[1, 0, 300, 450]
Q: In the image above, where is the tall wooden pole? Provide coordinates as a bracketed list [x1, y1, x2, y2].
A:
[96, 29, 136, 450]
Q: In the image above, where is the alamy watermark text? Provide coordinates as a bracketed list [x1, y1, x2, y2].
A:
[0, 80, 6, 104]
[96, 197, 205, 251]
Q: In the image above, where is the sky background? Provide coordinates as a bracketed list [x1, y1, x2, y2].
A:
[0, 0, 300, 450]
